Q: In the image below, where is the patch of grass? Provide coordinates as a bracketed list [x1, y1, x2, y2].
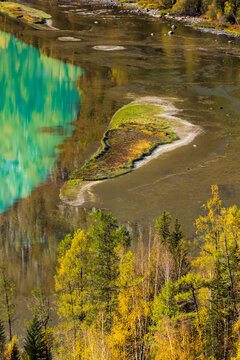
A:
[0, 2, 51, 28]
[110, 103, 167, 128]
[137, 1, 159, 9]
[192, 23, 215, 28]
[68, 102, 178, 183]
[224, 27, 240, 35]
[192, 20, 240, 35]
[158, 8, 174, 14]
[60, 179, 82, 200]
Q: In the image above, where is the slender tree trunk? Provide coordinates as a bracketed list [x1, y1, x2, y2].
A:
[154, 239, 160, 297]
[1, 272, 12, 341]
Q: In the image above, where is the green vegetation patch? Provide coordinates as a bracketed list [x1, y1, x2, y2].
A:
[60, 179, 83, 201]
[116, 0, 159, 9]
[68, 103, 178, 184]
[0, 2, 52, 29]
[111, 104, 168, 128]
[224, 27, 240, 35]
[192, 22, 240, 35]
[192, 23, 215, 29]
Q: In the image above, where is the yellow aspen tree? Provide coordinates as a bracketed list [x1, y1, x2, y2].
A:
[109, 251, 150, 360]
[55, 229, 93, 359]
[194, 185, 240, 359]
[5, 336, 21, 360]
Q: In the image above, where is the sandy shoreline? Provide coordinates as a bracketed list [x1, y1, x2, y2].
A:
[134, 97, 202, 168]
[60, 97, 202, 207]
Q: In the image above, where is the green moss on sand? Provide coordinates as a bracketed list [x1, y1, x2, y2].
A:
[110, 104, 169, 129]
[0, 2, 51, 29]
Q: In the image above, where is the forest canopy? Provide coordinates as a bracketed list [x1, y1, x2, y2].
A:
[1, 186, 240, 359]
[131, 0, 240, 25]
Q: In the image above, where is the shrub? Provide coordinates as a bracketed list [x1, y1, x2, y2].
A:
[173, 0, 202, 15]
[206, 2, 218, 19]
[158, 0, 174, 9]
[201, 0, 212, 13]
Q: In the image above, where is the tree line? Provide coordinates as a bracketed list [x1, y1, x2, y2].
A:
[1, 185, 240, 358]
[144, 0, 240, 26]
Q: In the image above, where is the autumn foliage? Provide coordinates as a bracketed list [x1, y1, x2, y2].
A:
[2, 186, 240, 359]
[50, 187, 240, 359]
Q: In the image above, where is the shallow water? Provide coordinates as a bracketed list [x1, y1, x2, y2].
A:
[1, 0, 240, 330]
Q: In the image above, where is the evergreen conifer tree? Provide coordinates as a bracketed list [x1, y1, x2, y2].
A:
[89, 210, 130, 323]
[154, 210, 171, 244]
[170, 218, 190, 279]
[24, 316, 47, 360]
[170, 218, 183, 250]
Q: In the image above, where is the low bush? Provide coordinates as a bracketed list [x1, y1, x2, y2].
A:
[172, 0, 202, 15]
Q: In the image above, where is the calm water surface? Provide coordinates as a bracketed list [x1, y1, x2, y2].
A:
[1, 0, 240, 329]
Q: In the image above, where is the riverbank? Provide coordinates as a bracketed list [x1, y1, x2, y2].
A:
[164, 13, 240, 38]
[6, 0, 240, 38]
[116, 0, 240, 38]
[88, 0, 240, 38]
[60, 97, 201, 206]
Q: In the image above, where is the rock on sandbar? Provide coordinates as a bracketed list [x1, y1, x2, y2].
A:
[58, 37, 82, 42]
[93, 45, 125, 51]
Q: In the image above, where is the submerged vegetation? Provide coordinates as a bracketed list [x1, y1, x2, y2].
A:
[61, 101, 179, 201]
[1, 186, 240, 358]
[0, 2, 51, 29]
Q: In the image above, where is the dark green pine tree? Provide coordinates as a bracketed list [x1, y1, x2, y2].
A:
[170, 218, 183, 250]
[89, 210, 130, 325]
[154, 210, 172, 244]
[0, 319, 6, 358]
[24, 316, 47, 360]
[170, 218, 189, 279]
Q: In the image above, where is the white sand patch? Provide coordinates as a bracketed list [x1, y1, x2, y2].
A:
[45, 19, 59, 30]
[58, 36, 82, 42]
[133, 97, 202, 168]
[93, 45, 125, 51]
